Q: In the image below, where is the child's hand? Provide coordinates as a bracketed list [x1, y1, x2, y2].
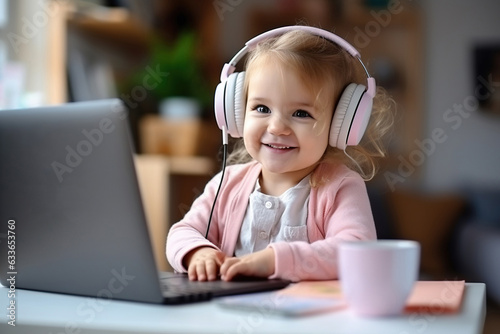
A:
[185, 247, 225, 281]
[220, 248, 275, 281]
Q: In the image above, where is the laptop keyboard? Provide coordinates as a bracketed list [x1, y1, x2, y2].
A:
[159, 277, 220, 303]
[158, 272, 290, 304]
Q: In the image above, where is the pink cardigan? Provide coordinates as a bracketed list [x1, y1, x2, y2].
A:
[166, 161, 376, 281]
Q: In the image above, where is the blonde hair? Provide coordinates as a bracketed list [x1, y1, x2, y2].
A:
[227, 28, 394, 185]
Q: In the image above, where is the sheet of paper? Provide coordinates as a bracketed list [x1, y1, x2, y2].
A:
[216, 289, 345, 317]
[278, 280, 343, 298]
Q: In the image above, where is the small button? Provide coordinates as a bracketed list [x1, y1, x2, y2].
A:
[258, 231, 267, 239]
[265, 201, 273, 209]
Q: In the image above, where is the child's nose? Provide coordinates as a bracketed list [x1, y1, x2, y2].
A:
[267, 113, 291, 135]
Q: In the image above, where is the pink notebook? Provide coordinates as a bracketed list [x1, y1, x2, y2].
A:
[404, 280, 465, 313]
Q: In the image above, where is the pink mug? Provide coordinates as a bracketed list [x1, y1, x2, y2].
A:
[338, 240, 420, 316]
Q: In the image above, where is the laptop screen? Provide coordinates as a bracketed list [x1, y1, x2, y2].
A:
[0, 99, 164, 303]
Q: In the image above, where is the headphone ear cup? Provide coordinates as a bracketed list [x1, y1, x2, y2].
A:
[221, 72, 245, 138]
[346, 86, 373, 146]
[233, 72, 246, 137]
[329, 84, 367, 149]
[330, 83, 356, 148]
[214, 80, 227, 132]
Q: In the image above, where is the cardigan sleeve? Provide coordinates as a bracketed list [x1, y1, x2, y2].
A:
[269, 166, 376, 281]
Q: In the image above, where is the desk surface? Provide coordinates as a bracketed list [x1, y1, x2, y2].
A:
[0, 283, 486, 334]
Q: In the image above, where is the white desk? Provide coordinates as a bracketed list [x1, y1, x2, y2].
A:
[0, 283, 486, 334]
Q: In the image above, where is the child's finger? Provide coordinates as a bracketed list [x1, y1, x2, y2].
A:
[221, 259, 248, 281]
[187, 262, 201, 281]
[204, 258, 220, 281]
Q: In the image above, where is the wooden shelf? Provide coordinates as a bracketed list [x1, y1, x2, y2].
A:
[67, 11, 150, 53]
[339, 3, 425, 161]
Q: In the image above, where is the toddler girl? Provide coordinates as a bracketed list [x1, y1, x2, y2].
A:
[166, 26, 393, 282]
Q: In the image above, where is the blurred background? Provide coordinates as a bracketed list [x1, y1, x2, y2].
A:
[0, 0, 499, 331]
[1, 0, 499, 190]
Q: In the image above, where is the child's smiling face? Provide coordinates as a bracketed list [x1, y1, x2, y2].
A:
[243, 58, 334, 186]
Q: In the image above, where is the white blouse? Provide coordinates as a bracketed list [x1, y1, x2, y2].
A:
[234, 175, 311, 256]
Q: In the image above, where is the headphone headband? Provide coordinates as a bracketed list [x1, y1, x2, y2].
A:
[220, 26, 366, 82]
[246, 26, 360, 57]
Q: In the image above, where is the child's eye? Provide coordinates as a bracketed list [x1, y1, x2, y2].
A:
[293, 109, 313, 118]
[255, 105, 271, 114]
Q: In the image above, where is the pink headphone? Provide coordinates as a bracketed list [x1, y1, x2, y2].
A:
[214, 26, 376, 150]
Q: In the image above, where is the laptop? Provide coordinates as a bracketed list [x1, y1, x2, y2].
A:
[0, 99, 290, 304]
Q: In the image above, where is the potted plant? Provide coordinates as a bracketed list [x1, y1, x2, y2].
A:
[125, 31, 212, 119]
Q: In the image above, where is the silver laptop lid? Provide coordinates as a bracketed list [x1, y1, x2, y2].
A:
[0, 99, 163, 303]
